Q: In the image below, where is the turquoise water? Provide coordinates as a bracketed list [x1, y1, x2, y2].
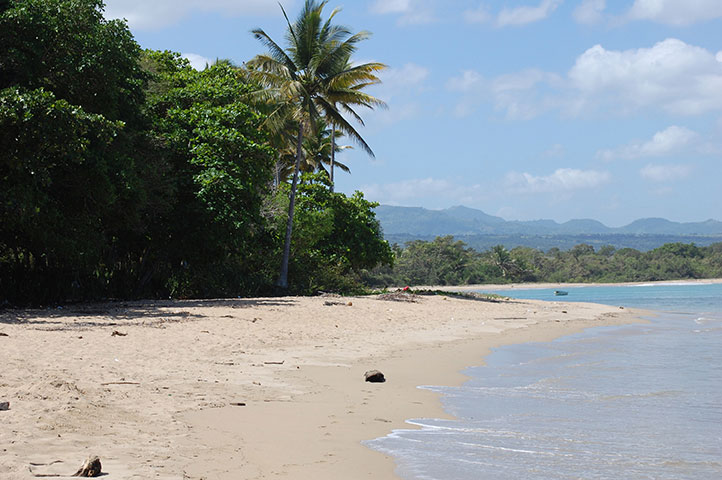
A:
[366, 283, 722, 479]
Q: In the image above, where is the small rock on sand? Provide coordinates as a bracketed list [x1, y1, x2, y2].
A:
[364, 370, 386, 383]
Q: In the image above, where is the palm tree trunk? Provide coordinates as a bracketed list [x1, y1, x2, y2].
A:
[276, 122, 304, 290]
[274, 160, 281, 187]
[330, 122, 335, 192]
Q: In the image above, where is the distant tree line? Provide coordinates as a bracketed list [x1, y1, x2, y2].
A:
[384, 233, 722, 253]
[362, 236, 722, 287]
[0, 0, 392, 305]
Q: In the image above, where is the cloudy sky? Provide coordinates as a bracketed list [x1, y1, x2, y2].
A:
[104, 0, 722, 226]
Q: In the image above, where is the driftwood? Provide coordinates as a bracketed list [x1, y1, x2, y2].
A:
[73, 456, 102, 477]
[110, 330, 127, 337]
[28, 456, 102, 478]
[100, 381, 140, 386]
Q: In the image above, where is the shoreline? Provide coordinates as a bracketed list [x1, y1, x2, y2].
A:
[0, 295, 645, 479]
[434, 277, 722, 293]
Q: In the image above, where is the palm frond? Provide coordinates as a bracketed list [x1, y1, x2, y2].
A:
[250, 28, 296, 72]
[316, 97, 374, 157]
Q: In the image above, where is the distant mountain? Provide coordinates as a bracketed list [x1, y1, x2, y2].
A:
[620, 218, 722, 235]
[557, 219, 611, 235]
[374, 205, 502, 237]
[376, 205, 722, 237]
[443, 205, 506, 225]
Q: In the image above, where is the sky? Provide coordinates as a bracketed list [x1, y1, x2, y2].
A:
[103, 0, 722, 227]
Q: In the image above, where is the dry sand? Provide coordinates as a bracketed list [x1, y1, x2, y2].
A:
[0, 293, 644, 479]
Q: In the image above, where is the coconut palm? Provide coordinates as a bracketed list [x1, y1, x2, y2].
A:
[301, 117, 352, 176]
[264, 117, 299, 187]
[267, 118, 351, 185]
[245, 0, 386, 289]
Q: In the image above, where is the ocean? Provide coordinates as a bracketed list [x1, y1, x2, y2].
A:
[365, 282, 722, 479]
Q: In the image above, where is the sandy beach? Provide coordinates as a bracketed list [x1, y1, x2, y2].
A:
[0, 292, 644, 480]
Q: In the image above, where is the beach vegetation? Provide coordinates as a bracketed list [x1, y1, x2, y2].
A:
[0, 0, 391, 305]
[362, 237, 722, 287]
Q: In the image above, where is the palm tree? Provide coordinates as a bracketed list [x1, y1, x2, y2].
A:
[301, 117, 352, 176]
[491, 245, 517, 278]
[264, 117, 299, 187]
[267, 118, 351, 185]
[245, 0, 386, 290]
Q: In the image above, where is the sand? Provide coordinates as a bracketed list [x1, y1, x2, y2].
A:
[0, 292, 644, 479]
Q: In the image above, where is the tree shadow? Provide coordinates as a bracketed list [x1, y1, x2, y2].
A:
[0, 297, 298, 329]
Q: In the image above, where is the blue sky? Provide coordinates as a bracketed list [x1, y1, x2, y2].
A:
[104, 0, 722, 226]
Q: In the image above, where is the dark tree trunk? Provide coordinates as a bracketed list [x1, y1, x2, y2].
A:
[276, 122, 304, 290]
[330, 123, 335, 192]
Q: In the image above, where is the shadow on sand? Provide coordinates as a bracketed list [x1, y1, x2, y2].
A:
[0, 297, 298, 329]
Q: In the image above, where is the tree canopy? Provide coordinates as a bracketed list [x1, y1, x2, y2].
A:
[0, 0, 393, 305]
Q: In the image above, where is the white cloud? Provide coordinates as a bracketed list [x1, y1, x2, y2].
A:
[361, 178, 484, 206]
[568, 39, 722, 116]
[597, 126, 699, 161]
[366, 102, 422, 126]
[459, 38, 722, 119]
[369, 0, 435, 25]
[640, 164, 692, 182]
[463, 5, 492, 24]
[375, 63, 430, 103]
[543, 144, 566, 157]
[182, 53, 213, 71]
[445, 70, 486, 117]
[370, 0, 411, 14]
[505, 168, 611, 194]
[382, 63, 430, 88]
[104, 0, 286, 30]
[626, 0, 722, 26]
[446, 68, 563, 119]
[573, 0, 606, 25]
[446, 70, 484, 92]
[364, 63, 430, 125]
[490, 69, 563, 119]
[497, 0, 563, 27]
[492, 69, 560, 92]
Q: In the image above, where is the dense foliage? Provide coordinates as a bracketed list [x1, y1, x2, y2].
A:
[0, 0, 391, 305]
[1, 0, 147, 303]
[138, 51, 277, 298]
[277, 174, 393, 294]
[363, 236, 722, 287]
